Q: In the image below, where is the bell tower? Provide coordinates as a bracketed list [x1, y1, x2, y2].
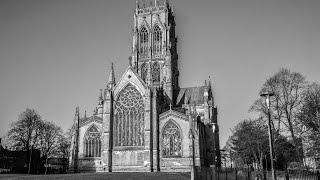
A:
[131, 0, 179, 102]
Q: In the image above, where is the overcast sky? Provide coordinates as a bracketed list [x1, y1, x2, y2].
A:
[1, 0, 320, 147]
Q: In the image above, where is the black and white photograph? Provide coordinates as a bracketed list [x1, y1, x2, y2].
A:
[1, 0, 320, 179]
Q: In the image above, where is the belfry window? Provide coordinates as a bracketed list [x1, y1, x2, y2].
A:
[84, 125, 101, 157]
[152, 62, 160, 83]
[141, 63, 148, 82]
[153, 25, 162, 55]
[139, 26, 149, 58]
[162, 121, 182, 157]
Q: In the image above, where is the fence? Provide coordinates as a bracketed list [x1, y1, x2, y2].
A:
[193, 167, 320, 180]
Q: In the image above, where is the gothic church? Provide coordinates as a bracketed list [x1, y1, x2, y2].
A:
[70, 0, 221, 172]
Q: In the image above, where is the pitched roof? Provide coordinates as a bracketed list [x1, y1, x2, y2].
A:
[176, 86, 205, 105]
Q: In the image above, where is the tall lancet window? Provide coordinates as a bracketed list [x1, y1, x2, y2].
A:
[141, 63, 148, 82]
[153, 25, 162, 55]
[114, 83, 145, 147]
[84, 125, 101, 157]
[152, 62, 160, 83]
[162, 121, 182, 157]
[139, 26, 149, 58]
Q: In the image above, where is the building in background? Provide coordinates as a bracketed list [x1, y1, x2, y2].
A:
[0, 138, 42, 174]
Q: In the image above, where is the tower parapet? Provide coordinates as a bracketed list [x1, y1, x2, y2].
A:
[135, 2, 168, 15]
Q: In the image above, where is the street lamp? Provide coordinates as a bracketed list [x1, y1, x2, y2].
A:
[260, 92, 277, 180]
[212, 123, 217, 179]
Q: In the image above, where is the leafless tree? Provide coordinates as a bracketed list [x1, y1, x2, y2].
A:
[7, 108, 43, 174]
[249, 68, 307, 161]
[37, 121, 63, 174]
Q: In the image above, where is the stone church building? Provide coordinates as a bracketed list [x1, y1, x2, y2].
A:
[69, 0, 221, 172]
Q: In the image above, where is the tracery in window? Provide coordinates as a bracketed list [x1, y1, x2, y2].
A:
[141, 63, 148, 82]
[152, 62, 160, 83]
[84, 125, 101, 157]
[162, 121, 182, 157]
[114, 83, 145, 147]
[140, 26, 149, 58]
[153, 25, 162, 55]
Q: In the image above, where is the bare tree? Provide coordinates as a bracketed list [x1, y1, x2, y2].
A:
[37, 121, 63, 174]
[7, 108, 43, 174]
[57, 127, 72, 160]
[250, 68, 307, 161]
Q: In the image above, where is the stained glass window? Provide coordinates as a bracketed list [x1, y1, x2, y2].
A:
[140, 26, 149, 58]
[84, 125, 101, 157]
[153, 25, 162, 54]
[152, 62, 160, 83]
[114, 83, 145, 147]
[162, 121, 182, 157]
[141, 63, 148, 82]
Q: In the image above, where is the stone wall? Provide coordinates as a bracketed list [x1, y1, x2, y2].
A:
[77, 158, 103, 172]
[112, 149, 146, 166]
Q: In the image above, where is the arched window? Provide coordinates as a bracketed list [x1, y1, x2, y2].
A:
[141, 63, 148, 82]
[152, 62, 160, 83]
[162, 121, 182, 157]
[84, 125, 101, 157]
[140, 26, 149, 58]
[114, 83, 145, 147]
[153, 25, 162, 55]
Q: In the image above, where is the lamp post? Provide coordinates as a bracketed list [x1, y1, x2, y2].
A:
[212, 123, 217, 180]
[260, 92, 276, 180]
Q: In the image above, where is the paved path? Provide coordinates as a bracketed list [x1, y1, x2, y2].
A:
[0, 172, 191, 180]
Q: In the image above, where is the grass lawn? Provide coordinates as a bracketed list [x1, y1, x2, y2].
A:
[0, 172, 191, 180]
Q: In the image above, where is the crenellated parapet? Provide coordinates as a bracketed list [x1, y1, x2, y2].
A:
[135, 0, 170, 15]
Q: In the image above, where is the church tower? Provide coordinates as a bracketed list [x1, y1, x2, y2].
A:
[69, 0, 220, 174]
[131, 0, 179, 103]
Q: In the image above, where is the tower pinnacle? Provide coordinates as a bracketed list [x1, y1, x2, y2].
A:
[74, 107, 80, 124]
[135, 0, 139, 10]
[99, 89, 103, 102]
[108, 62, 116, 89]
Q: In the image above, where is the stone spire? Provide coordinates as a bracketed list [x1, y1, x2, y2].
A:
[204, 80, 209, 101]
[84, 110, 87, 119]
[208, 76, 214, 102]
[97, 89, 104, 117]
[108, 62, 116, 90]
[72, 106, 80, 173]
[136, 0, 139, 10]
[74, 107, 80, 124]
[99, 89, 103, 102]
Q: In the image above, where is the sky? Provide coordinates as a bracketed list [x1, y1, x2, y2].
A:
[1, 0, 320, 147]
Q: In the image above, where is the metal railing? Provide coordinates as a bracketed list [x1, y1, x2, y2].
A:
[193, 167, 320, 180]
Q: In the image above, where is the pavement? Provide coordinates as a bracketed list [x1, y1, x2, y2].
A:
[0, 172, 191, 180]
